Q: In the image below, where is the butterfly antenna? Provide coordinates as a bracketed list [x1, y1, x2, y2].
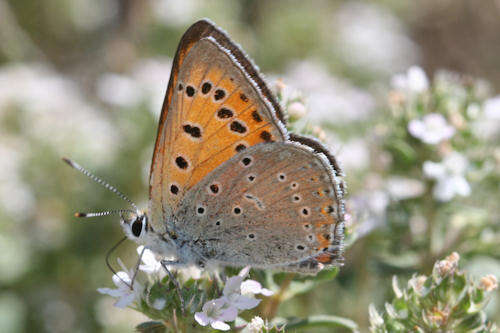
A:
[74, 209, 136, 218]
[62, 157, 139, 213]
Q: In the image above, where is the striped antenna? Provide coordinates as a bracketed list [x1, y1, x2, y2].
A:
[74, 209, 136, 218]
[62, 157, 139, 213]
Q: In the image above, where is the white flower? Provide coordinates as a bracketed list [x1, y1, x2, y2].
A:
[241, 280, 274, 297]
[276, 61, 374, 123]
[392, 66, 429, 93]
[472, 95, 500, 139]
[96, 73, 142, 107]
[408, 113, 455, 144]
[194, 298, 237, 331]
[194, 267, 273, 330]
[386, 177, 425, 200]
[221, 267, 261, 310]
[243, 316, 266, 333]
[483, 96, 500, 120]
[337, 139, 370, 171]
[97, 270, 141, 308]
[137, 246, 163, 275]
[423, 152, 471, 202]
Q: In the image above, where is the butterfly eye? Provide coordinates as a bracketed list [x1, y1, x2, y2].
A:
[131, 217, 144, 237]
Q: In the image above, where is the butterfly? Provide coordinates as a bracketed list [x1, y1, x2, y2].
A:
[66, 19, 345, 275]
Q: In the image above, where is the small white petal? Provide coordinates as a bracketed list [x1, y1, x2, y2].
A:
[451, 176, 471, 196]
[97, 287, 122, 298]
[229, 295, 260, 310]
[238, 266, 251, 278]
[218, 305, 238, 322]
[211, 321, 230, 331]
[433, 179, 455, 202]
[484, 96, 500, 120]
[408, 120, 425, 138]
[423, 161, 446, 179]
[408, 113, 455, 145]
[194, 312, 210, 326]
[407, 66, 429, 93]
[240, 280, 262, 294]
[223, 276, 244, 296]
[114, 293, 135, 308]
[246, 316, 265, 332]
[112, 271, 132, 289]
[443, 152, 468, 175]
[259, 288, 274, 296]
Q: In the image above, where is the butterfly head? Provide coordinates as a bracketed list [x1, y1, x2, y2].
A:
[120, 210, 150, 242]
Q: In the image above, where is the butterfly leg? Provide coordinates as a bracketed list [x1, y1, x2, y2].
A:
[160, 260, 185, 315]
[131, 246, 146, 290]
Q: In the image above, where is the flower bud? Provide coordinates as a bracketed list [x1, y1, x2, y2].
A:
[288, 101, 307, 118]
[479, 274, 498, 292]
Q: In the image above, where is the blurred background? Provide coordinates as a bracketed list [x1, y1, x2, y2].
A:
[0, 0, 499, 332]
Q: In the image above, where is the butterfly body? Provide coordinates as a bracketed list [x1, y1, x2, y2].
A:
[117, 19, 345, 274]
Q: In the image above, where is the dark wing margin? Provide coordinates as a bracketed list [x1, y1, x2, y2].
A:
[149, 19, 286, 197]
[288, 133, 346, 270]
[289, 133, 346, 196]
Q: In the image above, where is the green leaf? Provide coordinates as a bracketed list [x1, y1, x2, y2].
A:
[282, 315, 359, 332]
[135, 321, 167, 333]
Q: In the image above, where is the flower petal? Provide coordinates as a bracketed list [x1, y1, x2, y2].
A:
[97, 287, 122, 298]
[230, 295, 260, 310]
[211, 321, 230, 331]
[218, 305, 238, 322]
[223, 276, 243, 296]
[112, 271, 132, 288]
[238, 266, 251, 278]
[423, 161, 445, 179]
[451, 176, 471, 196]
[114, 293, 135, 308]
[240, 280, 263, 294]
[259, 288, 274, 296]
[194, 312, 210, 326]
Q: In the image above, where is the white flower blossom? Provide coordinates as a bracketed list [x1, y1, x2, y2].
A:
[96, 73, 142, 107]
[243, 316, 266, 333]
[423, 152, 471, 202]
[408, 113, 455, 144]
[97, 270, 141, 308]
[221, 267, 261, 310]
[392, 66, 429, 94]
[276, 61, 374, 123]
[137, 246, 163, 276]
[194, 298, 237, 331]
[386, 177, 425, 200]
[483, 96, 500, 120]
[194, 267, 273, 330]
[472, 95, 500, 139]
[240, 280, 274, 297]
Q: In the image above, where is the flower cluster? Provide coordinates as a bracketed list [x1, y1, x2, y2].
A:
[96, 247, 274, 331]
[194, 266, 273, 331]
[369, 252, 498, 332]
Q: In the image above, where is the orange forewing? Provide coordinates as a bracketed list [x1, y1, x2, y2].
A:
[148, 20, 287, 232]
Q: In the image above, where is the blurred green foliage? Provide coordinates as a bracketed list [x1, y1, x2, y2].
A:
[0, 0, 499, 332]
